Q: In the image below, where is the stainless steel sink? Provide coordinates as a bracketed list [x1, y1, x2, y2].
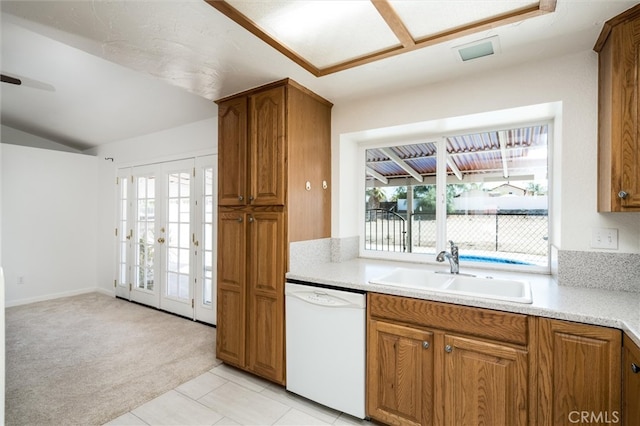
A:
[369, 268, 532, 304]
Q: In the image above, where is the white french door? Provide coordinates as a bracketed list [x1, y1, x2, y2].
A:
[115, 156, 217, 324]
[193, 156, 216, 324]
[115, 168, 132, 300]
[160, 159, 195, 317]
[131, 163, 162, 308]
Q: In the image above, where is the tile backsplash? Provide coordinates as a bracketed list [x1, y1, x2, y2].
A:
[289, 236, 358, 271]
[557, 250, 640, 293]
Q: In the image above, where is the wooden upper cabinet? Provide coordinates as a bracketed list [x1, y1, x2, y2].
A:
[249, 87, 286, 206]
[536, 318, 622, 425]
[218, 96, 248, 206]
[595, 4, 640, 211]
[623, 334, 640, 426]
[216, 79, 331, 217]
[217, 85, 286, 207]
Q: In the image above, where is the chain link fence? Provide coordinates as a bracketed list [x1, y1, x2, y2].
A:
[366, 210, 548, 266]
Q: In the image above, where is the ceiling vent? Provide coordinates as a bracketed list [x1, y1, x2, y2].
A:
[454, 35, 501, 62]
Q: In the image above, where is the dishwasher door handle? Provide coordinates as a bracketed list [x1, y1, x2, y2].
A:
[287, 291, 363, 308]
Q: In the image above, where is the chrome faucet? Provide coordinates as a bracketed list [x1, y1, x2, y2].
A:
[436, 240, 459, 274]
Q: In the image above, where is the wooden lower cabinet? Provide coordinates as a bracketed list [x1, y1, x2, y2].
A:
[623, 334, 640, 426]
[367, 293, 529, 426]
[536, 317, 622, 426]
[367, 320, 434, 426]
[216, 209, 285, 384]
[216, 211, 247, 367]
[366, 294, 632, 425]
[444, 334, 528, 426]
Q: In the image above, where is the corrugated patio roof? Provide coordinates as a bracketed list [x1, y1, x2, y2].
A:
[366, 124, 548, 183]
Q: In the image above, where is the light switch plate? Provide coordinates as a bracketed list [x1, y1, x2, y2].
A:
[591, 228, 618, 249]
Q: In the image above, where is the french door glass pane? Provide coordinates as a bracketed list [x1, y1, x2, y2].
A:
[202, 167, 214, 305]
[117, 177, 129, 288]
[165, 171, 190, 301]
[135, 176, 155, 291]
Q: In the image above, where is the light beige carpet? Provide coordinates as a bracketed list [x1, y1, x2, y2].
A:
[5, 292, 217, 426]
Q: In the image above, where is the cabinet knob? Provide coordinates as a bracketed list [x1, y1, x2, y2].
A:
[238, 195, 244, 201]
[422, 341, 430, 349]
[248, 216, 254, 223]
[237, 217, 243, 223]
[632, 363, 640, 374]
[618, 191, 628, 199]
[445, 345, 452, 353]
[249, 195, 254, 202]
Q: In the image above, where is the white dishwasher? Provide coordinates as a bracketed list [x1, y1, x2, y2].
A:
[285, 281, 366, 419]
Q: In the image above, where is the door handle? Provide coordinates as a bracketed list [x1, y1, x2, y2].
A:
[157, 237, 165, 244]
[632, 363, 640, 374]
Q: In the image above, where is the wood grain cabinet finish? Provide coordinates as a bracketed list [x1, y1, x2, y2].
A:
[367, 293, 529, 426]
[623, 334, 640, 426]
[217, 96, 247, 206]
[368, 319, 435, 426]
[443, 334, 528, 426]
[216, 211, 247, 367]
[595, 4, 640, 211]
[536, 318, 622, 425]
[215, 79, 331, 385]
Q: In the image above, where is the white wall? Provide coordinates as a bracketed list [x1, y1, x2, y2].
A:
[1, 144, 99, 305]
[1, 125, 82, 153]
[331, 50, 640, 254]
[87, 117, 217, 293]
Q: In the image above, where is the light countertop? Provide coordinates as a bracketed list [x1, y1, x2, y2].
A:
[287, 258, 640, 346]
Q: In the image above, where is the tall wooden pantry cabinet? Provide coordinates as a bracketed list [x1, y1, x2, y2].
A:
[215, 79, 332, 385]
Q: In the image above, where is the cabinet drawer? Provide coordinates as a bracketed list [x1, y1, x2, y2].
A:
[368, 293, 528, 345]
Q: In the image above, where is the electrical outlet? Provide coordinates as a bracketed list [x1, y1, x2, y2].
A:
[17, 276, 24, 285]
[591, 228, 618, 249]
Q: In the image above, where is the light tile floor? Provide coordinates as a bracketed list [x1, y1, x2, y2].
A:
[105, 360, 375, 426]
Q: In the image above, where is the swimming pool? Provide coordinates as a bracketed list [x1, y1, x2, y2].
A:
[459, 254, 532, 265]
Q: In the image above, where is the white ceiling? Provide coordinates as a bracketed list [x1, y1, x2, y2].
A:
[0, 1, 636, 151]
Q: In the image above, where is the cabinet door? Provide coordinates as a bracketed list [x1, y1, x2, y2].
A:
[618, 18, 640, 208]
[215, 211, 247, 366]
[249, 86, 286, 206]
[443, 335, 528, 426]
[623, 334, 640, 426]
[367, 320, 434, 426]
[246, 211, 285, 383]
[537, 318, 622, 425]
[218, 96, 248, 206]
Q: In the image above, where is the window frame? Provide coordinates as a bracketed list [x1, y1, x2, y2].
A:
[358, 119, 554, 274]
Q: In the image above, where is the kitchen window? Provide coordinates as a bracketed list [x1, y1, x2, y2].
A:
[364, 123, 550, 271]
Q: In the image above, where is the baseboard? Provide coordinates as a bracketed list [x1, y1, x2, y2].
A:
[95, 287, 116, 297]
[5, 287, 113, 308]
